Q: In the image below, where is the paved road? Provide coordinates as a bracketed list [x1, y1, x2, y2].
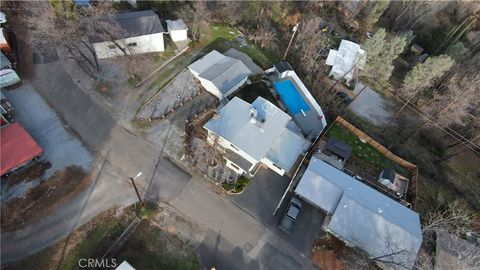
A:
[1, 62, 316, 269]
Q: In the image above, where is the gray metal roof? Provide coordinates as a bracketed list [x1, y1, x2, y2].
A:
[326, 136, 352, 160]
[204, 97, 307, 167]
[274, 61, 293, 74]
[189, 50, 251, 94]
[165, 19, 187, 31]
[295, 157, 423, 269]
[90, 10, 165, 43]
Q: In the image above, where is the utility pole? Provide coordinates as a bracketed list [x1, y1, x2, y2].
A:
[283, 22, 300, 60]
[129, 172, 143, 205]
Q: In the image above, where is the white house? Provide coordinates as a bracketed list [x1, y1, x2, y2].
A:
[188, 50, 251, 100]
[326, 40, 366, 84]
[90, 10, 166, 59]
[204, 96, 310, 177]
[165, 19, 188, 42]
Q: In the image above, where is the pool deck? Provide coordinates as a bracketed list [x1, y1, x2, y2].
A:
[268, 73, 325, 139]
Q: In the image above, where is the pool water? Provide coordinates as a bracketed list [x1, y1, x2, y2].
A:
[273, 80, 310, 114]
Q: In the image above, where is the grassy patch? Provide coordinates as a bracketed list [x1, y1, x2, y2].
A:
[131, 118, 151, 130]
[198, 25, 277, 69]
[234, 81, 279, 106]
[222, 176, 250, 193]
[327, 123, 390, 169]
[127, 73, 142, 87]
[237, 45, 279, 69]
[136, 203, 157, 219]
[116, 220, 200, 270]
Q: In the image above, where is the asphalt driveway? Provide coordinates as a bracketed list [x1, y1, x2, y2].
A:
[231, 168, 325, 256]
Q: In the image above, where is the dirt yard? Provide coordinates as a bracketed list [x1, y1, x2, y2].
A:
[4, 204, 202, 270]
[3, 207, 136, 270]
[1, 166, 90, 232]
[311, 235, 379, 270]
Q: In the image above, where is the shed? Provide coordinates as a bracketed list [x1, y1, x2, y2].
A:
[379, 167, 395, 183]
[90, 10, 166, 59]
[1, 123, 43, 176]
[325, 136, 352, 160]
[165, 19, 188, 42]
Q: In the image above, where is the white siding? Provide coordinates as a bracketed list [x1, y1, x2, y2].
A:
[220, 77, 248, 99]
[261, 157, 286, 175]
[169, 29, 188, 42]
[207, 131, 258, 165]
[93, 33, 164, 59]
[224, 159, 245, 175]
[198, 78, 222, 99]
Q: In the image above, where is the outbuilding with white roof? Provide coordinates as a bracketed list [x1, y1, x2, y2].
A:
[165, 19, 188, 42]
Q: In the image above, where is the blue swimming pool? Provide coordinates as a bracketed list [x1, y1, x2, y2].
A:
[273, 80, 310, 114]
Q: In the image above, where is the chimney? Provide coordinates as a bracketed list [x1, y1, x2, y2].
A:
[250, 107, 257, 124]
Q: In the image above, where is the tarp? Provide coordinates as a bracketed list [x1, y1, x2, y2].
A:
[1, 123, 43, 175]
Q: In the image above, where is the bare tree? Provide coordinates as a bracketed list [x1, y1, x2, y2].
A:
[422, 201, 477, 238]
[24, 1, 127, 78]
[295, 18, 334, 81]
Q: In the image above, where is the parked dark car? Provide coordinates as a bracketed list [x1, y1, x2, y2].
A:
[279, 196, 303, 234]
[336, 91, 352, 105]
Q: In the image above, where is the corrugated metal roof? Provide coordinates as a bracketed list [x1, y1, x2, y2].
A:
[1, 123, 43, 175]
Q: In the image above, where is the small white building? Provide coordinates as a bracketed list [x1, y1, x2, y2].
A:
[165, 19, 188, 42]
[90, 10, 166, 59]
[326, 40, 366, 84]
[204, 97, 310, 177]
[188, 50, 251, 100]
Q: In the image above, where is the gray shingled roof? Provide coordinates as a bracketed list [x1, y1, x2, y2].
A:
[295, 157, 423, 270]
[90, 10, 165, 43]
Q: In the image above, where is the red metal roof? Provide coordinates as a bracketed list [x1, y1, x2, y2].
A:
[1, 123, 43, 175]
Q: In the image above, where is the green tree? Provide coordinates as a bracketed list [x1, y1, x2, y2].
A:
[363, 28, 410, 84]
[365, 0, 390, 29]
[384, 55, 454, 132]
[401, 55, 454, 98]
